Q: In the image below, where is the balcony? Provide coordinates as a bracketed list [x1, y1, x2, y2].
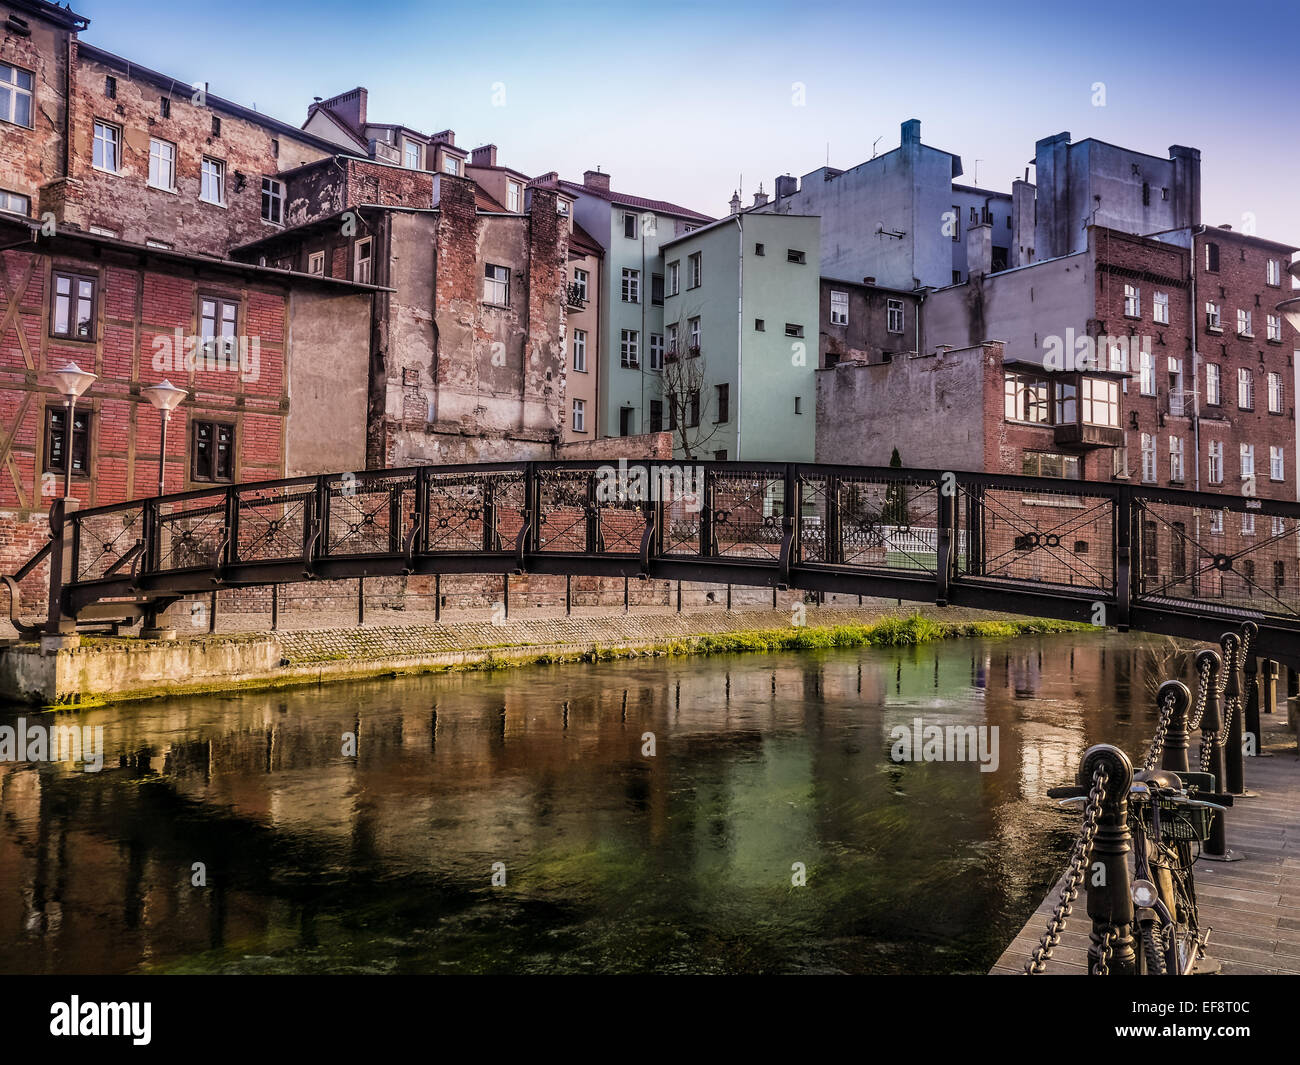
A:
[1054, 422, 1125, 449]
[565, 283, 587, 311]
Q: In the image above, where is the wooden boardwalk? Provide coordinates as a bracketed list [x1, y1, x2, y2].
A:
[992, 709, 1300, 975]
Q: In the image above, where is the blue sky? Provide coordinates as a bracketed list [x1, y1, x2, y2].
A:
[80, 0, 1300, 245]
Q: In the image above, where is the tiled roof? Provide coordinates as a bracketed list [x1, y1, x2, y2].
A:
[569, 220, 604, 257]
[555, 180, 712, 223]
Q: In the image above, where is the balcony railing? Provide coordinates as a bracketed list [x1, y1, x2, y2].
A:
[565, 284, 587, 310]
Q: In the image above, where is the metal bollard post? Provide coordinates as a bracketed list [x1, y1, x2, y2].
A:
[1262, 660, 1278, 715]
[1079, 744, 1136, 975]
[1222, 633, 1245, 794]
[1157, 680, 1190, 773]
[1243, 654, 1261, 757]
[1199, 645, 1242, 862]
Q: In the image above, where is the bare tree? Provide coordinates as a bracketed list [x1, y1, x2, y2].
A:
[660, 310, 725, 460]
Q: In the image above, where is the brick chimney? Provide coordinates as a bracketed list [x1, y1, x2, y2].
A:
[583, 168, 610, 192]
[774, 174, 797, 199]
[471, 144, 497, 167]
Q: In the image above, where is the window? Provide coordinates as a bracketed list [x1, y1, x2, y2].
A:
[191, 420, 234, 483]
[755, 243, 765, 256]
[1142, 182, 1150, 207]
[667, 261, 679, 296]
[950, 206, 961, 242]
[199, 296, 238, 359]
[649, 333, 663, 371]
[1267, 259, 1282, 286]
[1205, 301, 1221, 331]
[483, 262, 508, 305]
[785, 323, 804, 338]
[1205, 363, 1221, 406]
[1140, 433, 1157, 483]
[714, 450, 728, 461]
[50, 272, 96, 340]
[688, 252, 702, 289]
[88, 225, 116, 237]
[572, 268, 588, 302]
[1267, 314, 1282, 342]
[271, 138, 279, 158]
[44, 407, 90, 476]
[507, 181, 521, 212]
[620, 408, 634, 436]
[442, 156, 459, 176]
[1208, 440, 1224, 484]
[0, 190, 30, 216]
[621, 268, 640, 303]
[715, 383, 730, 424]
[666, 323, 678, 357]
[1139, 347, 1156, 395]
[1271, 445, 1285, 481]
[830, 290, 848, 326]
[1, 63, 34, 127]
[620, 329, 639, 368]
[1169, 435, 1185, 482]
[340, 239, 371, 286]
[886, 298, 905, 334]
[688, 390, 701, 428]
[1204, 242, 1219, 272]
[1238, 367, 1254, 410]
[1166, 356, 1185, 415]
[1022, 451, 1082, 479]
[688, 317, 701, 354]
[1242, 513, 1255, 537]
[624, 212, 638, 239]
[1269, 372, 1284, 413]
[1004, 373, 1050, 423]
[1082, 377, 1119, 427]
[786, 249, 806, 264]
[307, 251, 325, 276]
[793, 395, 802, 416]
[1210, 509, 1224, 535]
[572, 329, 587, 372]
[1237, 308, 1252, 336]
[148, 138, 176, 191]
[145, 239, 172, 249]
[1153, 291, 1169, 325]
[404, 141, 421, 170]
[649, 400, 663, 433]
[93, 121, 121, 172]
[105, 75, 117, 100]
[1123, 283, 1140, 318]
[651, 273, 664, 306]
[159, 96, 171, 119]
[260, 177, 284, 225]
[1273, 515, 1286, 537]
[1112, 438, 1129, 479]
[200, 156, 225, 205]
[211, 115, 221, 138]
[572, 399, 586, 433]
[1240, 443, 1255, 483]
[754, 319, 765, 331]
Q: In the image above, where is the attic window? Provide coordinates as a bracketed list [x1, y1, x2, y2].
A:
[159, 96, 171, 118]
[786, 249, 806, 264]
[105, 76, 117, 99]
[211, 115, 221, 138]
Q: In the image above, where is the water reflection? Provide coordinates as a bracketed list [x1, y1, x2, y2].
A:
[0, 631, 1180, 974]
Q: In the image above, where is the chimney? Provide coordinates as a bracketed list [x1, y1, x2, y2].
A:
[901, 119, 921, 147]
[966, 220, 992, 278]
[729, 191, 741, 215]
[471, 144, 497, 168]
[1169, 144, 1201, 230]
[774, 174, 797, 199]
[752, 184, 768, 208]
[583, 168, 610, 192]
[532, 171, 559, 187]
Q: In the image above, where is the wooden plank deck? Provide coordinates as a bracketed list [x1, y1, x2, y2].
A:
[993, 708, 1300, 975]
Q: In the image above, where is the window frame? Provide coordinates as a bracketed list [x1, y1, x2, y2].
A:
[571, 398, 586, 433]
[93, 119, 122, 173]
[886, 298, 905, 334]
[688, 252, 702, 289]
[0, 62, 35, 128]
[148, 137, 177, 192]
[43, 405, 91, 477]
[621, 267, 640, 304]
[829, 289, 849, 326]
[482, 261, 508, 306]
[49, 269, 98, 341]
[0, 189, 31, 217]
[190, 419, 236, 484]
[572, 329, 587, 372]
[619, 328, 640, 368]
[260, 176, 285, 225]
[200, 155, 226, 206]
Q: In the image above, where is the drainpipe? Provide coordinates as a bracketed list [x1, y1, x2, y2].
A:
[1190, 225, 1204, 492]
[736, 213, 743, 460]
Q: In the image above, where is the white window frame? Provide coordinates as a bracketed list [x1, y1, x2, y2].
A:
[1267, 314, 1282, 342]
[93, 120, 121, 173]
[507, 181, 521, 213]
[1123, 283, 1140, 318]
[688, 317, 701, 353]
[1267, 258, 1281, 286]
[830, 290, 848, 326]
[1269, 371, 1284, 414]
[442, 156, 460, 176]
[1238, 367, 1254, 410]
[307, 251, 325, 276]
[649, 333, 664, 371]
[667, 261, 680, 296]
[1140, 433, 1157, 483]
[572, 329, 587, 372]
[1240, 443, 1255, 481]
[1205, 301, 1221, 331]
[572, 398, 586, 433]
[0, 63, 34, 128]
[354, 238, 374, 285]
[1271, 445, 1285, 482]
[1206, 363, 1221, 406]
[1237, 308, 1253, 337]
[886, 298, 905, 334]
[1207, 440, 1224, 485]
[1153, 291, 1169, 325]
[1242, 512, 1255, 537]
[621, 268, 640, 304]
[688, 252, 701, 289]
[483, 262, 508, 305]
[1139, 348, 1156, 396]
[1168, 435, 1184, 482]
[620, 329, 639, 368]
[0, 190, 30, 216]
[572, 268, 589, 302]
[148, 137, 176, 191]
[1210, 509, 1224, 535]
[200, 156, 226, 205]
[260, 176, 284, 225]
[404, 141, 421, 170]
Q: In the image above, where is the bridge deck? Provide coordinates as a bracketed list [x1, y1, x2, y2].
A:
[992, 708, 1300, 975]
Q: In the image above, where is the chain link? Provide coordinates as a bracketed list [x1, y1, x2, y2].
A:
[1188, 657, 1212, 731]
[1094, 928, 1115, 976]
[1025, 764, 1109, 975]
[1143, 690, 1176, 771]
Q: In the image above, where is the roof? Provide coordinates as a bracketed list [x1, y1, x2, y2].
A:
[7, 0, 88, 30]
[0, 217, 392, 293]
[554, 179, 712, 223]
[569, 220, 603, 258]
[475, 186, 507, 212]
[77, 43, 345, 155]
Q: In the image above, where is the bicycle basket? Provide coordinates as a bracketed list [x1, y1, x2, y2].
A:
[1135, 795, 1216, 842]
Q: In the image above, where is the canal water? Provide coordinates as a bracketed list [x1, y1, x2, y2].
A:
[0, 631, 1185, 974]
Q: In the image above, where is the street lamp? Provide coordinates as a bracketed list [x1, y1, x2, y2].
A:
[141, 379, 188, 496]
[47, 361, 97, 500]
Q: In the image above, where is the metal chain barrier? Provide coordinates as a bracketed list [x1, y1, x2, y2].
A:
[1025, 764, 1109, 974]
[1188, 656, 1213, 731]
[1094, 928, 1116, 976]
[1143, 689, 1177, 771]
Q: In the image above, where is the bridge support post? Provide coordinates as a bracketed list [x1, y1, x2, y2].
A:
[1114, 487, 1133, 631]
[503, 574, 510, 620]
[1262, 660, 1277, 716]
[935, 482, 953, 607]
[435, 574, 441, 623]
[44, 498, 79, 636]
[1079, 744, 1136, 975]
[1224, 634, 1246, 793]
[566, 575, 572, 617]
[357, 578, 365, 626]
[209, 590, 217, 634]
[1201, 642, 1242, 861]
[623, 577, 629, 614]
[676, 580, 682, 613]
[271, 584, 279, 631]
[1243, 654, 1262, 758]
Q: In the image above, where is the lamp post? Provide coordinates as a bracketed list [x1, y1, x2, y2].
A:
[141, 379, 188, 495]
[47, 361, 97, 500]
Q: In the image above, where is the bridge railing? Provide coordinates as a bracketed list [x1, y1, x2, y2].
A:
[24, 460, 1300, 653]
